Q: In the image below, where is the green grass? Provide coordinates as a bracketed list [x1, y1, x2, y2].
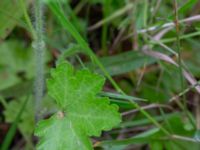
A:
[0, 0, 200, 149]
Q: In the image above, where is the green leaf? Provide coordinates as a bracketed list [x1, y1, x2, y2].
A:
[35, 62, 121, 150]
[85, 51, 155, 76]
[1, 96, 30, 150]
[0, 40, 34, 90]
[0, 0, 28, 39]
[0, 40, 51, 90]
[3, 97, 34, 136]
[179, 0, 198, 13]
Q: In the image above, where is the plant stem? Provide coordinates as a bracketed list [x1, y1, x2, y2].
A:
[33, 0, 45, 121]
[174, 0, 184, 92]
[101, 0, 111, 54]
[19, 0, 36, 39]
[0, 95, 30, 150]
[173, 0, 195, 128]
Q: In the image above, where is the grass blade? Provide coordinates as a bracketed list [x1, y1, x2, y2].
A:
[0, 95, 30, 150]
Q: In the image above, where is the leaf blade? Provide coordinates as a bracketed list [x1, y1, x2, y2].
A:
[35, 62, 121, 150]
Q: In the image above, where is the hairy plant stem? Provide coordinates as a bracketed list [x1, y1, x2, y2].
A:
[33, 0, 45, 121]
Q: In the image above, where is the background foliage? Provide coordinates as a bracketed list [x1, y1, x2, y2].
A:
[1, 0, 200, 150]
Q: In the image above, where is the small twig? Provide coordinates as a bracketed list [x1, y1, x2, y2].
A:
[88, 4, 134, 31]
[110, 28, 126, 53]
[122, 104, 173, 116]
[135, 63, 146, 91]
[147, 34, 178, 56]
[169, 81, 200, 102]
[171, 134, 200, 142]
[141, 46, 200, 94]
[123, 15, 200, 40]
[173, 0, 185, 100]
[152, 27, 173, 41]
[140, 15, 200, 33]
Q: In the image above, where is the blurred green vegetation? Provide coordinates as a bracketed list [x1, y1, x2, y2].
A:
[1, 0, 200, 149]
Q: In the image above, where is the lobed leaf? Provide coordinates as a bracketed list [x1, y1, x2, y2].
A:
[35, 62, 121, 150]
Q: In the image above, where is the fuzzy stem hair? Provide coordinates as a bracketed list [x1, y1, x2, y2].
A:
[33, 0, 45, 121]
